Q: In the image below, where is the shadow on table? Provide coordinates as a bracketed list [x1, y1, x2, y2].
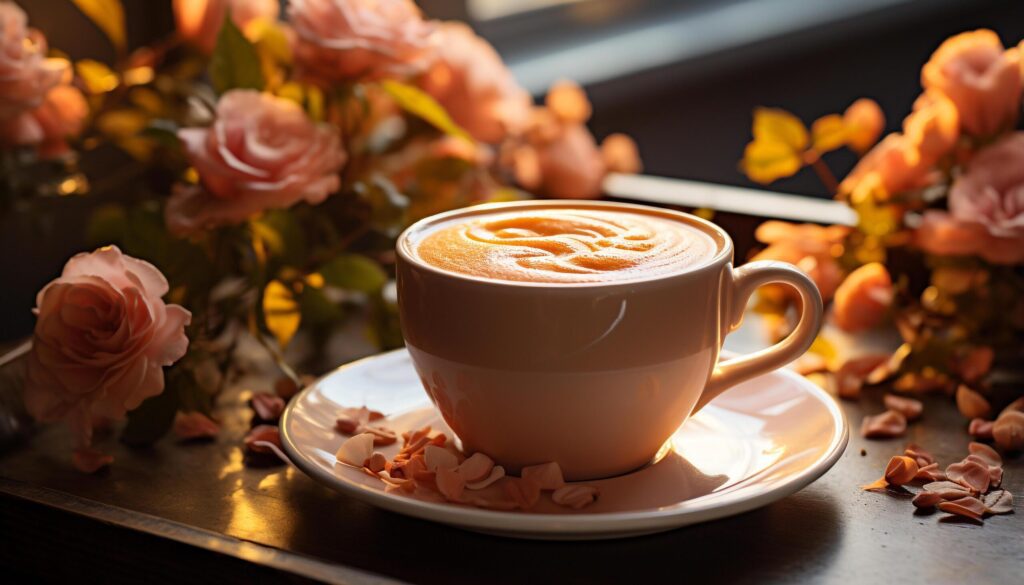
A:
[281, 476, 843, 585]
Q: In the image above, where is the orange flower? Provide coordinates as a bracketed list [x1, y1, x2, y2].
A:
[833, 262, 893, 332]
[839, 134, 934, 199]
[752, 221, 849, 302]
[922, 29, 1021, 138]
[843, 98, 885, 153]
[902, 91, 959, 167]
[173, 0, 280, 54]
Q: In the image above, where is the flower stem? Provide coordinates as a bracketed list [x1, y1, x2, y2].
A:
[805, 152, 839, 196]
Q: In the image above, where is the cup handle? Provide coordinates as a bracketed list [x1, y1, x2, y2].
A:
[692, 260, 824, 413]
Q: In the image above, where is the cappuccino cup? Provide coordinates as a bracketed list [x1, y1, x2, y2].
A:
[396, 200, 822, 481]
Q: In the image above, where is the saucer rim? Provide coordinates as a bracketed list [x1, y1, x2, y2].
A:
[280, 349, 849, 536]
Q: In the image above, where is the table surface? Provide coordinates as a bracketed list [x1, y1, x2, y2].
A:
[1, 319, 1021, 585]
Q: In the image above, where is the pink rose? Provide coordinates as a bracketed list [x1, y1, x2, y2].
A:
[24, 246, 191, 455]
[0, 2, 66, 119]
[915, 133, 1024, 264]
[167, 90, 346, 234]
[173, 0, 280, 54]
[1, 82, 89, 157]
[922, 29, 1021, 138]
[419, 22, 530, 144]
[289, 0, 435, 83]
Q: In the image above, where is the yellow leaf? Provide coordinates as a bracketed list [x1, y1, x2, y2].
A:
[76, 59, 119, 94]
[808, 334, 839, 370]
[70, 0, 126, 52]
[741, 139, 803, 184]
[753, 108, 809, 151]
[249, 19, 293, 66]
[263, 280, 301, 348]
[95, 109, 147, 138]
[277, 81, 304, 105]
[381, 79, 472, 142]
[811, 114, 847, 153]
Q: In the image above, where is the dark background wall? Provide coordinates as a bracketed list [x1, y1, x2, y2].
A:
[3, 0, 1024, 341]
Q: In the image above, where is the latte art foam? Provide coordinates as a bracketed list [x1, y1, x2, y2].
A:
[413, 209, 717, 283]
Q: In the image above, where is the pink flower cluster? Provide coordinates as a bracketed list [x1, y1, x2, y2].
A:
[0, 2, 87, 158]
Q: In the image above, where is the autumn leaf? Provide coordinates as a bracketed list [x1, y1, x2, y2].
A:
[76, 59, 119, 94]
[811, 114, 847, 153]
[381, 79, 472, 142]
[70, 0, 126, 52]
[753, 107, 809, 151]
[320, 254, 388, 293]
[741, 139, 803, 184]
[263, 280, 300, 348]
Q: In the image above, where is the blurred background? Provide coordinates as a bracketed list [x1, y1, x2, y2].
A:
[5, 0, 1024, 341]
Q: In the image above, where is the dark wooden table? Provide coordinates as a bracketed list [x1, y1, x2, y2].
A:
[1, 192, 1021, 584]
[1, 320, 1021, 585]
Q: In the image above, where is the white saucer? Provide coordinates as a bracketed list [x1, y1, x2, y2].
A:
[280, 349, 848, 540]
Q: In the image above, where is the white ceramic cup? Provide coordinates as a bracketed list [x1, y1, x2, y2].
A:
[396, 200, 822, 481]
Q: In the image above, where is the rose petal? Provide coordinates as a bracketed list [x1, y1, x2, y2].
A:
[244, 425, 281, 454]
[172, 411, 220, 440]
[883, 455, 919, 486]
[861, 410, 908, 438]
[945, 459, 990, 494]
[436, 466, 465, 502]
[423, 444, 459, 471]
[968, 418, 995, 440]
[982, 490, 1014, 514]
[912, 491, 945, 509]
[458, 452, 495, 483]
[884, 394, 923, 421]
[937, 496, 987, 521]
[521, 461, 566, 491]
[993, 411, 1024, 451]
[251, 392, 285, 422]
[72, 447, 113, 473]
[502, 477, 541, 510]
[336, 432, 375, 467]
[967, 441, 1002, 467]
[552, 485, 600, 510]
[466, 465, 505, 490]
[956, 385, 992, 420]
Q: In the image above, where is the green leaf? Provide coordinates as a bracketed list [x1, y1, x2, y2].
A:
[380, 79, 472, 142]
[70, 0, 126, 52]
[121, 371, 180, 445]
[209, 14, 264, 95]
[300, 285, 342, 326]
[320, 254, 388, 293]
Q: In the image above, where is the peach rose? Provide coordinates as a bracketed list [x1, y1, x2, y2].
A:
[1, 82, 89, 157]
[167, 90, 346, 234]
[0, 2, 66, 119]
[915, 132, 1024, 264]
[289, 0, 435, 83]
[419, 22, 531, 144]
[173, 0, 280, 54]
[24, 246, 191, 461]
[843, 98, 885, 154]
[535, 122, 606, 199]
[922, 29, 1021, 138]
[753, 221, 850, 302]
[901, 91, 959, 167]
[833, 262, 893, 332]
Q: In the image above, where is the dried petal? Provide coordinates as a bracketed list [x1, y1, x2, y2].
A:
[521, 462, 566, 491]
[251, 392, 286, 422]
[861, 477, 889, 491]
[904, 443, 935, 466]
[967, 442, 1002, 467]
[937, 496, 987, 521]
[836, 354, 890, 399]
[911, 491, 945, 509]
[968, 418, 995, 440]
[336, 433, 375, 467]
[956, 385, 991, 420]
[424, 445, 459, 471]
[436, 466, 466, 502]
[244, 425, 282, 454]
[861, 410, 908, 438]
[172, 411, 220, 440]
[1001, 397, 1024, 417]
[884, 394, 923, 421]
[466, 465, 505, 490]
[367, 451, 387, 473]
[335, 416, 360, 434]
[884, 456, 919, 486]
[458, 453, 495, 483]
[923, 481, 973, 500]
[72, 448, 114, 474]
[945, 459, 990, 494]
[274, 376, 300, 400]
[360, 425, 398, 446]
[468, 492, 519, 511]
[552, 485, 600, 509]
[502, 477, 541, 510]
[914, 462, 946, 482]
[957, 346, 994, 382]
[993, 411, 1024, 451]
[982, 490, 1013, 514]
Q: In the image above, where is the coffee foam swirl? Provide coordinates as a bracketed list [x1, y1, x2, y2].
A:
[413, 209, 717, 283]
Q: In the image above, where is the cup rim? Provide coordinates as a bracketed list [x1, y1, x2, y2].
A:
[395, 200, 734, 288]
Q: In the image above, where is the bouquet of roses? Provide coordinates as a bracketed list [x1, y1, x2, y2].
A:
[1, 0, 640, 470]
[742, 29, 1024, 449]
